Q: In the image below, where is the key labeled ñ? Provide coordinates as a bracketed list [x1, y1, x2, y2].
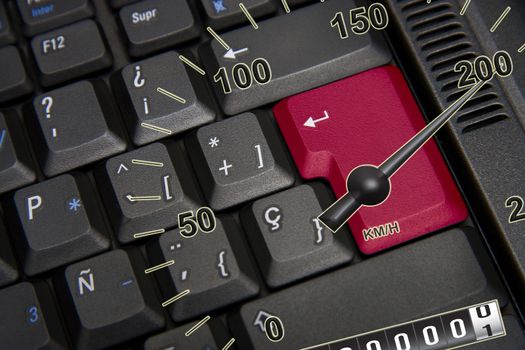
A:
[274, 66, 467, 254]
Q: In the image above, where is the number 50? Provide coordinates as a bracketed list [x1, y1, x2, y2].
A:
[178, 207, 216, 238]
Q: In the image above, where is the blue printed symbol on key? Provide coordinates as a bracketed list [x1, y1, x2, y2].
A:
[27, 305, 39, 324]
[67, 197, 82, 212]
[0, 129, 6, 149]
[212, 0, 227, 14]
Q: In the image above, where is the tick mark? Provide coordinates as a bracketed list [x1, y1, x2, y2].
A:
[133, 228, 165, 239]
[185, 315, 211, 336]
[239, 3, 259, 29]
[281, 0, 290, 13]
[161, 289, 190, 307]
[207, 27, 230, 50]
[460, 0, 472, 15]
[141, 122, 172, 135]
[490, 6, 511, 32]
[222, 338, 236, 350]
[145, 260, 175, 274]
[179, 55, 206, 75]
[157, 87, 186, 104]
[518, 43, 525, 53]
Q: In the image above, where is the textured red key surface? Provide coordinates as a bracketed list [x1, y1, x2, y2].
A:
[273, 65, 467, 254]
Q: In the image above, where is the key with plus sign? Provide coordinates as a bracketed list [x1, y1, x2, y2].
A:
[186, 112, 294, 210]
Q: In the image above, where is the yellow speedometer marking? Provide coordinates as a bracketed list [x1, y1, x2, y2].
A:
[460, 0, 472, 15]
[185, 315, 211, 336]
[490, 6, 511, 32]
[239, 3, 259, 29]
[162, 289, 190, 307]
[179, 55, 206, 75]
[207, 27, 231, 50]
[145, 260, 174, 274]
[281, 0, 291, 13]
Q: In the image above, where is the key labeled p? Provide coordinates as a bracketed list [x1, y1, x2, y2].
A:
[27, 195, 43, 221]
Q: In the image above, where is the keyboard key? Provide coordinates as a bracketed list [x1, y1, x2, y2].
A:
[144, 319, 229, 350]
[28, 80, 127, 177]
[147, 216, 259, 321]
[274, 65, 467, 254]
[199, 0, 391, 115]
[200, 0, 276, 30]
[186, 112, 294, 210]
[0, 282, 68, 350]
[0, 46, 32, 103]
[229, 228, 508, 349]
[119, 0, 199, 57]
[16, 0, 93, 36]
[96, 142, 203, 243]
[112, 51, 215, 146]
[31, 20, 112, 86]
[54, 249, 165, 349]
[0, 1, 15, 46]
[240, 183, 355, 288]
[5, 174, 110, 276]
[0, 219, 18, 287]
[0, 111, 37, 194]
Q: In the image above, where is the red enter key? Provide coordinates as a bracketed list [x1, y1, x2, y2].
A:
[273, 65, 467, 254]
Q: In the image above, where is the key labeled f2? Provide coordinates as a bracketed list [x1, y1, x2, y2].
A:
[331, 3, 388, 39]
[178, 207, 216, 238]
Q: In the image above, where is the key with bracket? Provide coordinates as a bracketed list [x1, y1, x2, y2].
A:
[186, 111, 295, 210]
[95, 142, 203, 243]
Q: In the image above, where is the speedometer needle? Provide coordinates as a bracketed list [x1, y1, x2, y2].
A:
[318, 77, 490, 232]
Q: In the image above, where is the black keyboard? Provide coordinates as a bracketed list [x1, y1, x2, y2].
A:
[1, 0, 525, 349]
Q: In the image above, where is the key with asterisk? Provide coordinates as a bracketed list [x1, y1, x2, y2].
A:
[3, 173, 110, 276]
[199, 0, 276, 31]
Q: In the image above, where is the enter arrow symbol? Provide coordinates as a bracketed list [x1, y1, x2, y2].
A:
[303, 110, 330, 128]
[223, 47, 249, 60]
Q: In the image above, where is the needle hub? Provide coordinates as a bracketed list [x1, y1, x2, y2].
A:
[347, 165, 390, 206]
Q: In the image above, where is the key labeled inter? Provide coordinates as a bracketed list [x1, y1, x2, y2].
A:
[27, 80, 127, 177]
[16, 0, 93, 36]
[4, 173, 110, 276]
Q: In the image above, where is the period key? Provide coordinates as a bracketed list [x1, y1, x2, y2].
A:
[273, 65, 467, 254]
